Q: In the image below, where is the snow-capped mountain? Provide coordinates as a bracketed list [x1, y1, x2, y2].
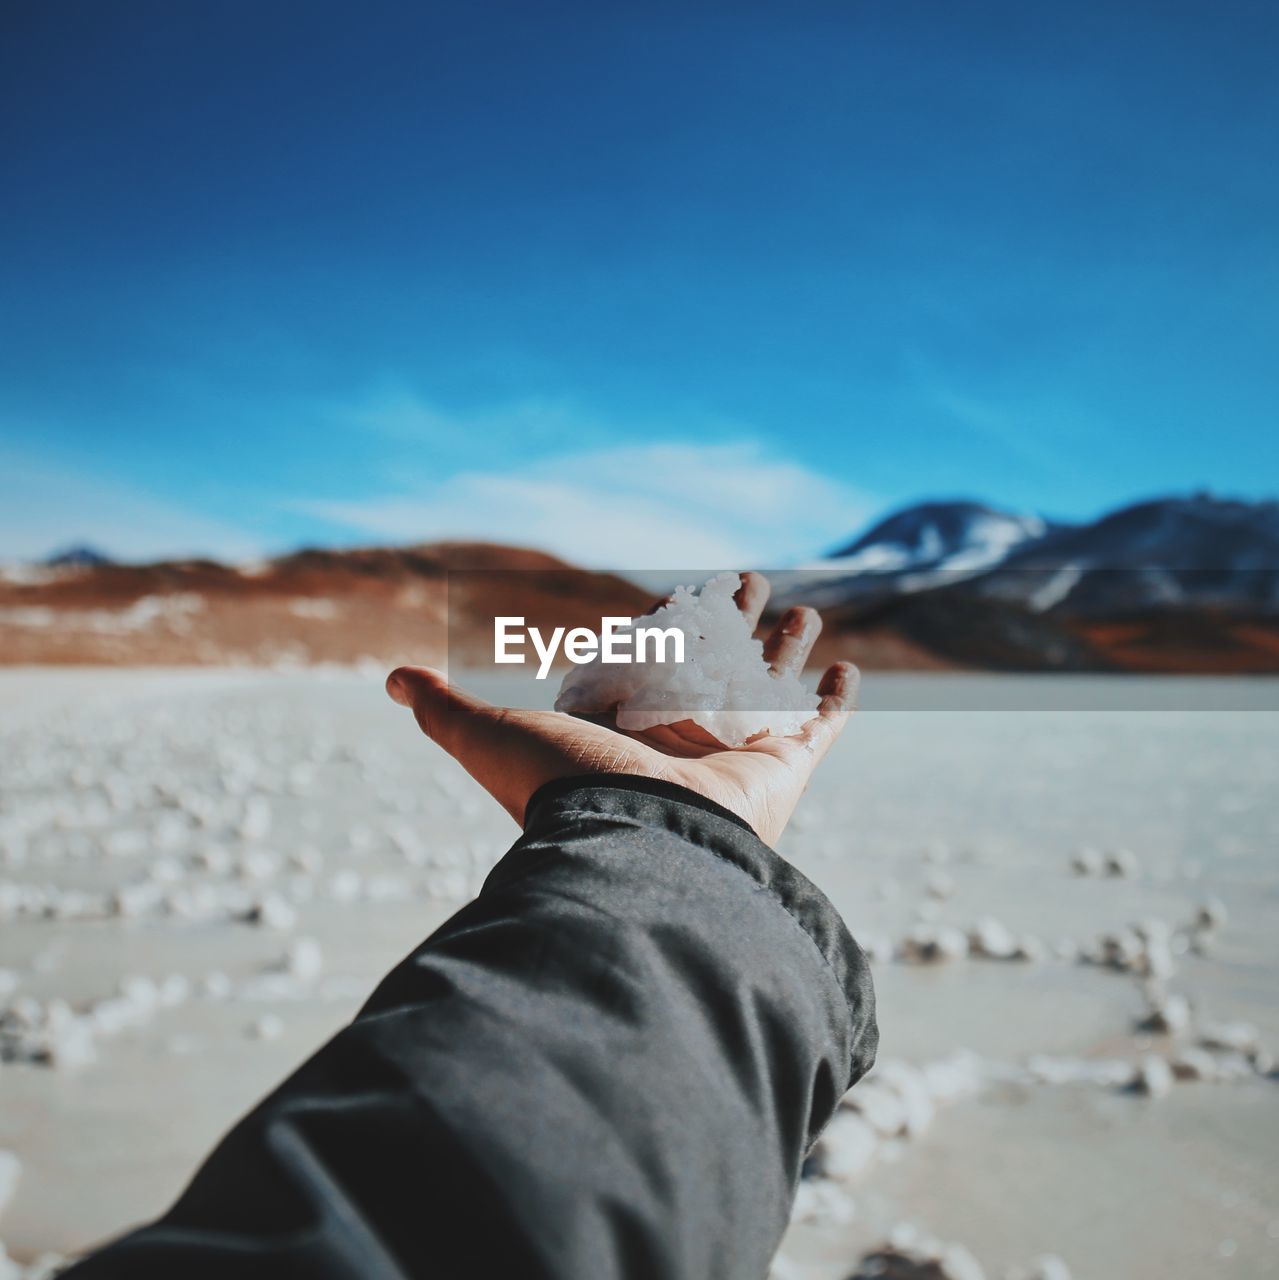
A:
[824, 500, 1056, 575]
[791, 493, 1279, 672]
[807, 494, 1279, 618]
[972, 495, 1279, 615]
[784, 500, 1063, 610]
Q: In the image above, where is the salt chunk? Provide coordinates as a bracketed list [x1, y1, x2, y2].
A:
[849, 1233, 987, 1280]
[900, 925, 968, 965]
[873, 1060, 935, 1137]
[968, 917, 1017, 960]
[1170, 1048, 1218, 1081]
[282, 937, 323, 982]
[1105, 848, 1139, 878]
[1014, 935, 1045, 963]
[1195, 897, 1228, 930]
[555, 573, 820, 747]
[243, 894, 297, 931]
[1138, 990, 1191, 1036]
[810, 1111, 878, 1180]
[1071, 847, 1104, 876]
[926, 870, 955, 901]
[1199, 1022, 1260, 1055]
[857, 933, 895, 965]
[843, 1081, 909, 1137]
[1134, 1055, 1174, 1098]
[790, 1177, 855, 1225]
[920, 1050, 984, 1104]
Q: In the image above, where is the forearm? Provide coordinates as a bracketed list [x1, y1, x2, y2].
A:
[63, 774, 878, 1280]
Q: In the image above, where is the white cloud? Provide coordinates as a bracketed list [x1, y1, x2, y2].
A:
[299, 440, 873, 569]
[0, 447, 260, 563]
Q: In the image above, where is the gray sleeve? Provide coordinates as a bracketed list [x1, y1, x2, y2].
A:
[63, 773, 878, 1280]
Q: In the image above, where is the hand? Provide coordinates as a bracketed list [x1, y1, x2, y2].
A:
[385, 573, 858, 846]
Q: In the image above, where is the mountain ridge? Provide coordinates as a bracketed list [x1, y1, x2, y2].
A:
[2, 495, 1277, 672]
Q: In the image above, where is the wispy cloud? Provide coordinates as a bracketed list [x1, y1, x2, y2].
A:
[0, 446, 260, 563]
[339, 388, 596, 453]
[298, 440, 873, 568]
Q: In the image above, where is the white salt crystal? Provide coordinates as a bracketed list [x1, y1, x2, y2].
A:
[1071, 847, 1104, 876]
[925, 870, 956, 900]
[1134, 1055, 1174, 1098]
[968, 917, 1017, 960]
[1199, 1021, 1261, 1055]
[812, 1111, 879, 1180]
[555, 573, 820, 748]
[843, 1080, 909, 1137]
[873, 1060, 935, 1138]
[1105, 847, 1140, 878]
[1195, 897, 1228, 930]
[1170, 1048, 1218, 1081]
[282, 937, 323, 982]
[243, 893, 297, 931]
[248, 1014, 283, 1040]
[791, 1177, 855, 1225]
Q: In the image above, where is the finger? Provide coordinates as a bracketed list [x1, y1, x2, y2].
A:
[734, 571, 770, 631]
[386, 666, 496, 753]
[796, 660, 860, 760]
[386, 666, 535, 809]
[763, 606, 822, 677]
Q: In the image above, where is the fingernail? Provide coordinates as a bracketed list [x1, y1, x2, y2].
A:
[386, 674, 409, 707]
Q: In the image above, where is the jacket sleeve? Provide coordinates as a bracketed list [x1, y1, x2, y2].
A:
[63, 773, 878, 1280]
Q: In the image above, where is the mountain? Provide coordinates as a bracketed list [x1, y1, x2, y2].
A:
[806, 494, 1279, 672]
[817, 494, 1279, 614]
[825, 500, 1057, 575]
[0, 541, 648, 668]
[793, 501, 1063, 613]
[976, 494, 1279, 616]
[43, 543, 114, 568]
[5, 497, 1278, 673]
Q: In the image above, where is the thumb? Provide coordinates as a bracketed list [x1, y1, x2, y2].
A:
[386, 666, 498, 760]
[386, 666, 551, 824]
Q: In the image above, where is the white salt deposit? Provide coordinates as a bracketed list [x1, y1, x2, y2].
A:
[555, 573, 820, 747]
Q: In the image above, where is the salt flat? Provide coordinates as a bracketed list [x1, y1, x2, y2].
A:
[1, 669, 1277, 1279]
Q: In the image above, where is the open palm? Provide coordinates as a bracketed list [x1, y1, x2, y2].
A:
[386, 573, 858, 845]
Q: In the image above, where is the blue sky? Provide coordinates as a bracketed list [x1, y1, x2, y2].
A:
[2, 0, 1276, 565]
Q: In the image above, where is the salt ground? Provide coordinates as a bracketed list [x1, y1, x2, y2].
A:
[1, 669, 1277, 1278]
